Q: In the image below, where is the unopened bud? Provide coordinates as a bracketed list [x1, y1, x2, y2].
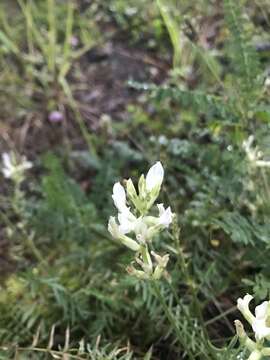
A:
[126, 265, 149, 280]
[235, 320, 246, 339]
[126, 178, 137, 200]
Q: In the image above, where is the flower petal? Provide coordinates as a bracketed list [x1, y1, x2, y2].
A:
[112, 182, 128, 213]
[108, 216, 120, 238]
[118, 213, 135, 234]
[252, 318, 270, 341]
[108, 216, 139, 251]
[237, 294, 255, 324]
[157, 203, 165, 216]
[255, 301, 269, 320]
[145, 162, 164, 191]
[2, 153, 12, 168]
[159, 206, 173, 227]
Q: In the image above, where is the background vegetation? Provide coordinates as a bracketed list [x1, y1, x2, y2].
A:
[0, 0, 270, 358]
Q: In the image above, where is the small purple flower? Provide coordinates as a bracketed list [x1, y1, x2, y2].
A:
[48, 111, 64, 123]
[70, 36, 79, 47]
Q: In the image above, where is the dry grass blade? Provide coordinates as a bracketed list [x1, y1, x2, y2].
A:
[78, 338, 85, 354]
[48, 324, 56, 350]
[31, 323, 41, 347]
[63, 325, 70, 352]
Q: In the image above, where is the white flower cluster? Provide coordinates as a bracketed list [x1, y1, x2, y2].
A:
[108, 162, 174, 280]
[1, 152, 32, 183]
[235, 294, 270, 360]
[242, 136, 270, 168]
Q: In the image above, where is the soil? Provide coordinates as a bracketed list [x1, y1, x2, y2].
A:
[0, 41, 169, 154]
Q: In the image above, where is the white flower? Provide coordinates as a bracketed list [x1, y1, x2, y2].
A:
[242, 136, 270, 168]
[157, 204, 173, 228]
[112, 182, 129, 214]
[118, 211, 137, 234]
[252, 301, 270, 341]
[134, 217, 149, 243]
[237, 294, 270, 341]
[112, 182, 139, 234]
[2, 152, 32, 180]
[108, 216, 140, 251]
[108, 163, 173, 280]
[265, 77, 270, 88]
[237, 294, 255, 323]
[145, 162, 164, 192]
[2, 153, 13, 178]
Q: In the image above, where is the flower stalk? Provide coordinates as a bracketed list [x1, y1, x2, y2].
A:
[108, 162, 173, 281]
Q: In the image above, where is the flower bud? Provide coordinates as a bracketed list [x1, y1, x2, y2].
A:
[140, 245, 153, 273]
[235, 320, 247, 340]
[152, 251, 170, 280]
[145, 162, 164, 192]
[126, 265, 149, 280]
[126, 178, 138, 200]
[126, 178, 142, 211]
[135, 256, 152, 275]
[138, 174, 146, 199]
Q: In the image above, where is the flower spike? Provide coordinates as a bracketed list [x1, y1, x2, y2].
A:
[108, 161, 174, 280]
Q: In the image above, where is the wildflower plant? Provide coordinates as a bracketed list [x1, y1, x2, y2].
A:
[108, 162, 174, 280]
[1, 152, 43, 263]
[235, 294, 270, 360]
[107, 162, 220, 358]
[1, 152, 32, 213]
[1, 152, 32, 185]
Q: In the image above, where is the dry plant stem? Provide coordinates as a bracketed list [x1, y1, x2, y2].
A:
[151, 280, 196, 360]
[15, 346, 86, 360]
[60, 77, 97, 157]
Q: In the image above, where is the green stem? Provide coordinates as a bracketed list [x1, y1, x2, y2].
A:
[47, 0, 56, 76]
[25, 232, 46, 266]
[12, 184, 47, 267]
[173, 228, 214, 359]
[151, 281, 196, 360]
[63, 2, 74, 66]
